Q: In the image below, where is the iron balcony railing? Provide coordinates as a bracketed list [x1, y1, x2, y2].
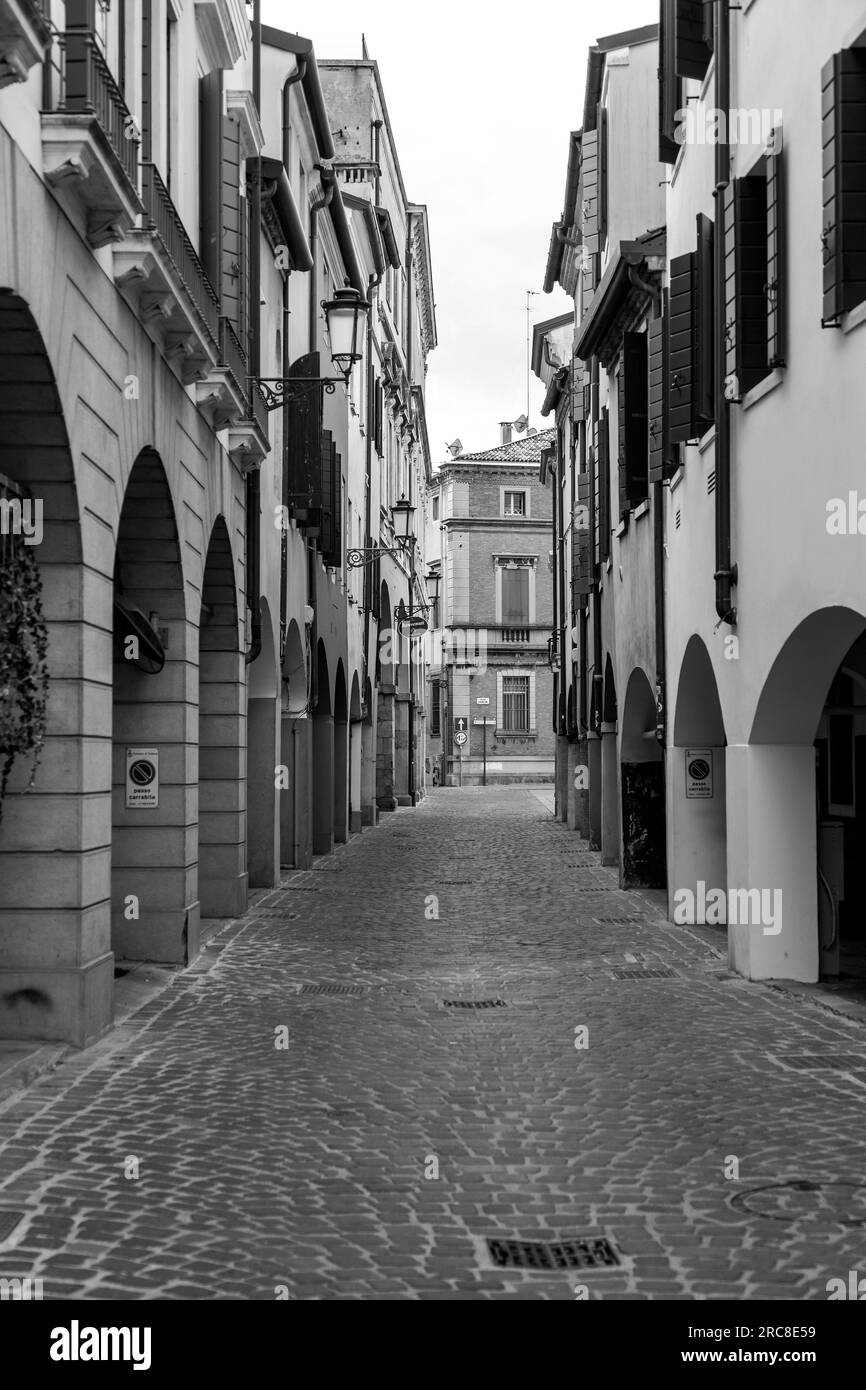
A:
[141, 161, 219, 347]
[218, 316, 248, 400]
[49, 28, 138, 191]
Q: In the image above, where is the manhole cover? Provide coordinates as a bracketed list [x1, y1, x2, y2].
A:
[487, 1236, 620, 1270]
[0, 1211, 24, 1242]
[731, 1181, 866, 1226]
[773, 1055, 866, 1071]
[613, 968, 678, 980]
[300, 984, 365, 997]
[444, 999, 506, 1009]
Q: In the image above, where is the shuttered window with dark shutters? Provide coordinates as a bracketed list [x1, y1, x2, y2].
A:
[582, 128, 600, 255]
[822, 49, 866, 324]
[574, 473, 593, 600]
[319, 431, 336, 562]
[598, 407, 611, 563]
[724, 176, 768, 397]
[648, 307, 667, 484]
[659, 0, 684, 164]
[766, 129, 786, 366]
[221, 112, 242, 332]
[675, 0, 713, 81]
[598, 107, 609, 246]
[668, 252, 695, 443]
[286, 354, 323, 518]
[618, 368, 629, 523]
[620, 332, 649, 514]
[696, 212, 715, 427]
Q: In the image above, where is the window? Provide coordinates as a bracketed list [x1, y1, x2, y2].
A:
[432, 495, 439, 521]
[503, 490, 527, 517]
[724, 133, 785, 394]
[501, 567, 529, 624]
[618, 332, 649, 519]
[501, 676, 530, 733]
[823, 51, 866, 322]
[430, 684, 441, 736]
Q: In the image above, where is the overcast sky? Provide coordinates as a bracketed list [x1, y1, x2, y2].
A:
[263, 0, 656, 460]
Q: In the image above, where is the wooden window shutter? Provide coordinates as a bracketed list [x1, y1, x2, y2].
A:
[141, 0, 152, 161]
[648, 307, 666, 484]
[659, 0, 683, 164]
[766, 130, 786, 366]
[573, 366, 588, 423]
[676, 0, 713, 81]
[286, 353, 323, 516]
[582, 128, 600, 255]
[598, 407, 611, 562]
[695, 212, 715, 427]
[574, 473, 593, 597]
[621, 332, 649, 511]
[668, 252, 695, 443]
[221, 112, 242, 332]
[724, 177, 768, 397]
[822, 50, 866, 324]
[199, 73, 222, 290]
[598, 107, 609, 244]
[618, 368, 629, 523]
[319, 431, 336, 561]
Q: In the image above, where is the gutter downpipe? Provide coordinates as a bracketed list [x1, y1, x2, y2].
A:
[591, 354, 603, 734]
[307, 168, 336, 712]
[364, 120, 383, 726]
[245, 0, 263, 665]
[714, 0, 737, 625]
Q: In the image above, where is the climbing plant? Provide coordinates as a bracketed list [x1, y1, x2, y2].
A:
[0, 536, 49, 822]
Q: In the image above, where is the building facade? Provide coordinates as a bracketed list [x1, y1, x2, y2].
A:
[427, 428, 556, 786]
[0, 4, 435, 1047]
[539, 1, 866, 988]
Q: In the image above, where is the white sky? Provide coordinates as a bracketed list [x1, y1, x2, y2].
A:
[262, 0, 656, 459]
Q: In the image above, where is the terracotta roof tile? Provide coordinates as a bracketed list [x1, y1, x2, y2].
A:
[442, 428, 556, 466]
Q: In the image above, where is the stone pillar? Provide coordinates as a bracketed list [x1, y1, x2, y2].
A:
[280, 715, 312, 870]
[573, 736, 590, 837]
[361, 715, 377, 827]
[198, 648, 247, 920]
[588, 732, 602, 850]
[376, 684, 397, 812]
[394, 693, 411, 806]
[600, 722, 620, 869]
[333, 715, 349, 844]
[555, 734, 570, 820]
[667, 742, 726, 922]
[349, 720, 363, 834]
[313, 711, 334, 855]
[725, 743, 818, 982]
[248, 694, 279, 888]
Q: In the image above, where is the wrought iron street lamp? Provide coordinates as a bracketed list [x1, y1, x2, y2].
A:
[252, 287, 369, 410]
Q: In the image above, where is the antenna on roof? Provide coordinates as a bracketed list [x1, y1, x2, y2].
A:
[362, 33, 370, 59]
[446, 438, 463, 458]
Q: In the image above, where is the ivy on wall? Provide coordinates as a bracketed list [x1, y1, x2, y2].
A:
[0, 537, 49, 821]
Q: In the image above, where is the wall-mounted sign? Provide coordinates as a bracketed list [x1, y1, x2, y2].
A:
[685, 749, 713, 800]
[126, 748, 159, 808]
[476, 697, 490, 706]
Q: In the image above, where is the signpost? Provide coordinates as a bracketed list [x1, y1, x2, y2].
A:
[472, 717, 495, 785]
[453, 717, 468, 788]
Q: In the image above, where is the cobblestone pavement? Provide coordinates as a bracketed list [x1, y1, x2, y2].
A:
[2, 786, 866, 1301]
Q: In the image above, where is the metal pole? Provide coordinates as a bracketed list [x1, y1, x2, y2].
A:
[408, 546, 415, 805]
[482, 721, 487, 787]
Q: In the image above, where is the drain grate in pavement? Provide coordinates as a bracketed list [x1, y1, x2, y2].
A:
[613, 967, 678, 980]
[444, 999, 506, 1009]
[487, 1236, 620, 1270]
[772, 1055, 866, 1072]
[592, 915, 646, 924]
[0, 1211, 24, 1243]
[252, 911, 299, 920]
[300, 984, 365, 997]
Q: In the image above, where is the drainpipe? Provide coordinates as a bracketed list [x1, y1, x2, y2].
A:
[245, 0, 263, 665]
[278, 58, 308, 669]
[365, 120, 383, 703]
[713, 0, 737, 625]
[591, 355, 603, 732]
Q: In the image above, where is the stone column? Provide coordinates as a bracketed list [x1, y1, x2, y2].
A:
[376, 683, 397, 812]
[280, 715, 312, 869]
[312, 710, 334, 855]
[588, 732, 602, 850]
[394, 692, 411, 806]
[248, 694, 279, 888]
[600, 721, 620, 869]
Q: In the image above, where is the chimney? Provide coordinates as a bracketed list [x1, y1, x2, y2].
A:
[499, 421, 513, 446]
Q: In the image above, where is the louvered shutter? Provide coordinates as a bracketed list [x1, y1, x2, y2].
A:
[659, 0, 683, 164]
[676, 0, 713, 81]
[695, 212, 715, 427]
[821, 50, 866, 324]
[598, 408, 611, 562]
[622, 332, 649, 509]
[573, 366, 588, 423]
[286, 353, 323, 517]
[766, 129, 786, 366]
[668, 253, 695, 443]
[724, 177, 767, 397]
[221, 111, 242, 331]
[598, 107, 608, 244]
[648, 310, 666, 484]
[319, 431, 335, 560]
[582, 128, 600, 255]
[573, 473, 592, 598]
[618, 368, 629, 523]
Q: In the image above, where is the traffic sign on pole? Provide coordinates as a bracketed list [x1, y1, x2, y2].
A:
[472, 718, 495, 726]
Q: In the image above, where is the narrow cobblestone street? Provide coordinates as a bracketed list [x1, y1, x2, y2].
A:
[1, 788, 865, 1301]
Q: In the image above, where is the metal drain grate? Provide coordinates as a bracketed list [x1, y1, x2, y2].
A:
[300, 984, 365, 997]
[444, 999, 506, 1009]
[591, 915, 645, 924]
[613, 967, 678, 980]
[773, 1055, 866, 1071]
[252, 911, 299, 919]
[0, 1211, 24, 1242]
[487, 1236, 620, 1270]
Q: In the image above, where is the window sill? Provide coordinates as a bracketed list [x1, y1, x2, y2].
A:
[495, 731, 538, 740]
[633, 499, 650, 522]
[742, 367, 785, 409]
[697, 426, 716, 456]
[842, 299, 866, 335]
[668, 465, 685, 494]
[614, 520, 627, 539]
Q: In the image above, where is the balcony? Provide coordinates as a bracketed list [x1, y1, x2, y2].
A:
[41, 27, 143, 247]
[195, 316, 251, 427]
[113, 162, 219, 385]
[500, 627, 531, 644]
[0, 0, 50, 87]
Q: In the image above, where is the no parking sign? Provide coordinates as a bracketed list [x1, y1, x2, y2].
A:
[685, 749, 713, 800]
[126, 748, 159, 808]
